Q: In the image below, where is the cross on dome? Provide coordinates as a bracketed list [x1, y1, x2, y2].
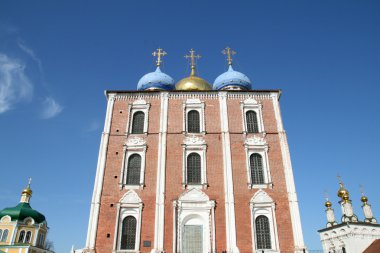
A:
[222, 46, 236, 66]
[185, 49, 201, 76]
[152, 48, 167, 67]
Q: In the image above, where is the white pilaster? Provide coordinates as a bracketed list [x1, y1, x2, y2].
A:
[218, 92, 239, 253]
[152, 92, 169, 253]
[271, 93, 305, 252]
[85, 92, 116, 252]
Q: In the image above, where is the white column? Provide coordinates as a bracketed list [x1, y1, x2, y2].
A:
[85, 93, 116, 252]
[152, 92, 169, 253]
[218, 92, 239, 253]
[271, 93, 305, 252]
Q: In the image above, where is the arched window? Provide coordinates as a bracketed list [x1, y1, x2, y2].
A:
[121, 216, 137, 250]
[183, 224, 203, 253]
[1, 229, 7, 242]
[126, 154, 141, 185]
[187, 110, 200, 133]
[250, 154, 264, 184]
[18, 230, 25, 243]
[187, 153, 201, 184]
[255, 215, 271, 249]
[25, 231, 31, 243]
[131, 111, 145, 134]
[246, 111, 259, 133]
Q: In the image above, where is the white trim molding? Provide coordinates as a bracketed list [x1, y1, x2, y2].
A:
[152, 92, 169, 253]
[218, 92, 239, 252]
[120, 136, 147, 189]
[172, 189, 216, 253]
[181, 135, 207, 189]
[127, 99, 150, 135]
[113, 190, 143, 253]
[241, 98, 265, 134]
[250, 189, 280, 253]
[85, 93, 116, 252]
[183, 98, 206, 134]
[271, 93, 305, 251]
[244, 135, 273, 189]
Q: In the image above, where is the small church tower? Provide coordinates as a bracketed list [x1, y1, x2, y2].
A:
[0, 179, 53, 253]
[318, 180, 380, 253]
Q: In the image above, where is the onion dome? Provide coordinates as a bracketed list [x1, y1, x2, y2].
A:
[137, 48, 175, 91]
[176, 49, 212, 91]
[0, 179, 46, 223]
[337, 182, 349, 199]
[361, 195, 368, 204]
[325, 200, 332, 208]
[213, 47, 252, 91]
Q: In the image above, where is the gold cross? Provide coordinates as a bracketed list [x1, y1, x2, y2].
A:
[337, 174, 343, 184]
[152, 48, 167, 67]
[28, 177, 32, 187]
[222, 46, 236, 65]
[185, 49, 201, 74]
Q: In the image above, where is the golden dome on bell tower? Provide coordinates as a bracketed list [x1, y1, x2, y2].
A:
[175, 49, 212, 91]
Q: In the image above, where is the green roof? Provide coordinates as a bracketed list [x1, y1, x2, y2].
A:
[0, 202, 46, 223]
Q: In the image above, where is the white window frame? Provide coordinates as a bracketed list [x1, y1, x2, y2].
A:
[244, 136, 272, 189]
[120, 137, 147, 190]
[173, 188, 216, 253]
[241, 98, 264, 134]
[183, 99, 206, 134]
[182, 135, 207, 189]
[114, 190, 143, 253]
[127, 100, 150, 135]
[250, 189, 280, 253]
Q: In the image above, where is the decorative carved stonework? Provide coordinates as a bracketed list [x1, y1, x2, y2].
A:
[120, 190, 142, 204]
[250, 189, 274, 204]
[245, 135, 267, 147]
[183, 135, 206, 145]
[126, 136, 146, 146]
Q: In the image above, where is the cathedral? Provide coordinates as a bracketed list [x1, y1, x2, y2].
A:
[83, 48, 306, 253]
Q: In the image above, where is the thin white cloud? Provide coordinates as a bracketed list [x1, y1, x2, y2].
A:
[17, 40, 44, 76]
[0, 53, 33, 113]
[41, 97, 63, 119]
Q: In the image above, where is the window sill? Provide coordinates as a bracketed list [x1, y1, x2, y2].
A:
[122, 184, 144, 190]
[182, 183, 208, 190]
[248, 183, 273, 189]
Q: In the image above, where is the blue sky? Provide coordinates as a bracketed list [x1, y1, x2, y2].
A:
[0, 1, 379, 252]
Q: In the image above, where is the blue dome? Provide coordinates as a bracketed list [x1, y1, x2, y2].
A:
[213, 65, 252, 90]
[137, 67, 175, 91]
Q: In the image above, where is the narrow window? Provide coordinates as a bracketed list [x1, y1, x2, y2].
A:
[18, 230, 25, 243]
[0, 229, 2, 241]
[250, 154, 264, 184]
[187, 110, 200, 133]
[187, 153, 201, 184]
[25, 231, 31, 243]
[1, 229, 7, 242]
[182, 225, 203, 253]
[121, 216, 137, 250]
[246, 111, 259, 133]
[255, 215, 271, 249]
[126, 154, 141, 185]
[131, 111, 145, 134]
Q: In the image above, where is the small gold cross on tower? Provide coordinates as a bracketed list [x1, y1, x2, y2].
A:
[222, 46, 236, 66]
[337, 174, 343, 184]
[185, 49, 201, 76]
[28, 177, 32, 187]
[152, 48, 167, 67]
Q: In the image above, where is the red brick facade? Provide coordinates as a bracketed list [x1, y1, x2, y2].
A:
[87, 91, 303, 253]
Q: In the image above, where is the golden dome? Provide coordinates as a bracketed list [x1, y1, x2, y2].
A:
[176, 48, 212, 91]
[342, 193, 349, 201]
[325, 200, 332, 208]
[22, 186, 32, 195]
[361, 195, 368, 203]
[176, 75, 212, 91]
[337, 183, 349, 198]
